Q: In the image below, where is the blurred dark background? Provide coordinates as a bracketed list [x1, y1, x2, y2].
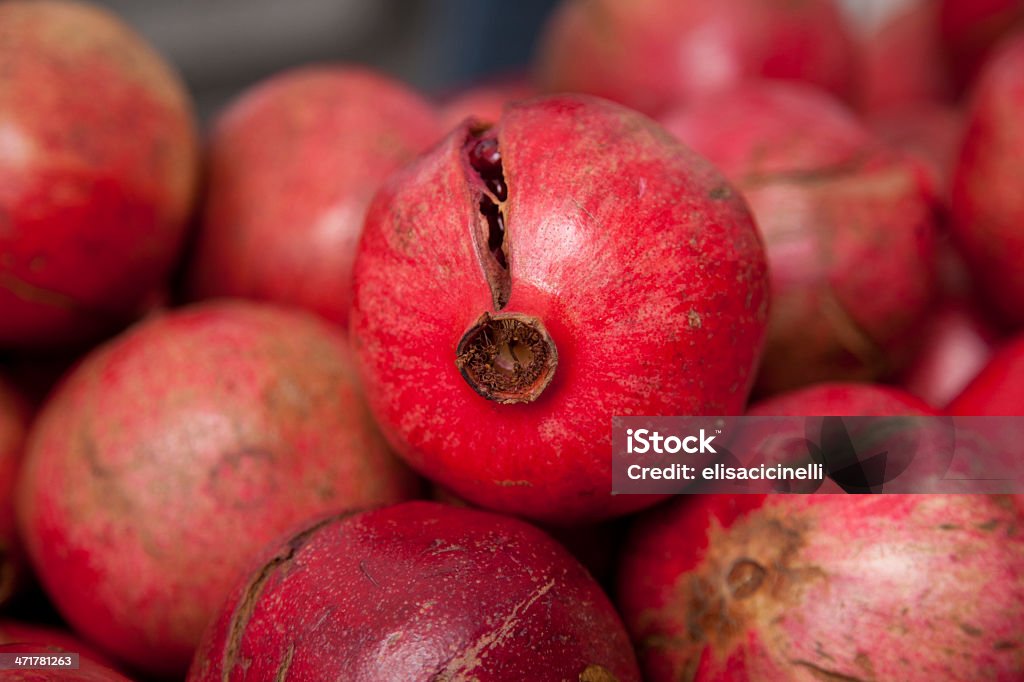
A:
[92, 0, 560, 121]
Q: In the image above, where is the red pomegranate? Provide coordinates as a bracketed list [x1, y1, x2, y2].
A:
[17, 301, 420, 676]
[951, 35, 1024, 328]
[536, 0, 857, 116]
[188, 66, 442, 328]
[351, 94, 769, 525]
[619, 494, 1024, 681]
[189, 501, 640, 681]
[663, 82, 938, 394]
[0, 0, 198, 348]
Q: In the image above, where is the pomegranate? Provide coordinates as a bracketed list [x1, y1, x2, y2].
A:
[940, 0, 1024, 92]
[188, 66, 442, 328]
[951, 36, 1024, 328]
[0, 643, 130, 681]
[0, 376, 28, 608]
[535, 0, 857, 116]
[16, 301, 420, 676]
[189, 501, 640, 681]
[842, 0, 951, 112]
[619, 494, 1024, 681]
[0, 0, 199, 348]
[868, 103, 965, 206]
[350, 94, 769, 525]
[662, 82, 938, 394]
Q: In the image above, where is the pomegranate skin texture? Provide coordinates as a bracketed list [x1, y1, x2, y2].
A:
[952, 36, 1024, 329]
[663, 82, 938, 394]
[188, 66, 443, 328]
[350, 94, 769, 525]
[16, 301, 419, 677]
[0, 0, 199, 348]
[535, 0, 856, 116]
[619, 495, 1024, 681]
[189, 501, 641, 682]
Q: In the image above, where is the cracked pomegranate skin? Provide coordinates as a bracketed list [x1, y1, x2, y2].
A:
[188, 501, 640, 682]
[16, 301, 419, 677]
[952, 36, 1024, 329]
[663, 82, 938, 394]
[619, 494, 1024, 681]
[535, 0, 856, 117]
[188, 66, 443, 328]
[0, 0, 199, 348]
[350, 94, 769, 525]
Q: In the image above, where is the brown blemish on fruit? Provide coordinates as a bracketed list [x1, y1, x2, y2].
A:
[456, 312, 557, 404]
[660, 511, 826, 674]
[579, 663, 619, 681]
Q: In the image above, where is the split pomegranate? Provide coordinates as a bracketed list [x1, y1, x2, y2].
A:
[619, 494, 1024, 681]
[188, 66, 442, 328]
[663, 82, 938, 394]
[0, 0, 198, 348]
[16, 301, 419, 676]
[189, 501, 641, 681]
[951, 35, 1024, 328]
[535, 0, 857, 116]
[350, 94, 769, 524]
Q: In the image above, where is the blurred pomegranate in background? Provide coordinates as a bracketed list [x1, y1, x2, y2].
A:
[940, 0, 1024, 92]
[188, 66, 442, 328]
[952, 36, 1024, 329]
[535, 0, 857, 116]
[868, 103, 964, 206]
[841, 0, 952, 113]
[663, 82, 938, 395]
[0, 0, 198, 349]
[17, 301, 420, 676]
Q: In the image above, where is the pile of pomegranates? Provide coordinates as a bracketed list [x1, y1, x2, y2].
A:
[0, 0, 1022, 679]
